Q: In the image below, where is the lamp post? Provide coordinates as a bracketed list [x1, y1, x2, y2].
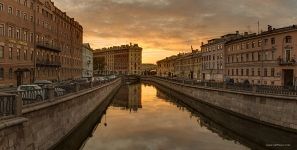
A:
[32, 0, 37, 83]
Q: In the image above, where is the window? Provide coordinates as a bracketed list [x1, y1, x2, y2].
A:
[246, 69, 249, 76]
[16, 10, 20, 17]
[258, 40, 262, 47]
[17, 49, 20, 60]
[0, 24, 4, 36]
[8, 7, 13, 15]
[9, 68, 12, 79]
[0, 46, 3, 58]
[0, 68, 3, 80]
[264, 68, 268, 77]
[241, 69, 244, 76]
[24, 50, 27, 60]
[8, 26, 13, 38]
[23, 31, 28, 41]
[258, 68, 261, 76]
[251, 68, 254, 76]
[0, 3, 3, 11]
[285, 49, 291, 62]
[264, 39, 268, 45]
[9, 47, 12, 59]
[271, 68, 275, 77]
[271, 38, 275, 45]
[246, 43, 249, 49]
[24, 0, 28, 7]
[16, 29, 20, 40]
[252, 42, 255, 48]
[285, 36, 292, 43]
[23, 13, 28, 20]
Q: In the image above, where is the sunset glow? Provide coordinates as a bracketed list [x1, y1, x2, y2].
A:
[53, 0, 297, 63]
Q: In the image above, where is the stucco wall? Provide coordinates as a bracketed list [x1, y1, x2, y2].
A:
[143, 77, 297, 132]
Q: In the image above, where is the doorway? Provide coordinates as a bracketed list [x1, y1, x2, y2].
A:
[283, 69, 294, 87]
[16, 72, 23, 86]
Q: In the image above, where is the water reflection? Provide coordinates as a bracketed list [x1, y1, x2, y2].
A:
[112, 84, 142, 112]
[153, 82, 297, 150]
[56, 83, 297, 150]
[81, 84, 249, 150]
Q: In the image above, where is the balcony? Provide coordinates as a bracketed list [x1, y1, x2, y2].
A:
[36, 59, 61, 67]
[278, 58, 296, 66]
[36, 42, 61, 53]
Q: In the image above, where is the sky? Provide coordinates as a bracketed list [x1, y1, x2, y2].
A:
[53, 0, 297, 64]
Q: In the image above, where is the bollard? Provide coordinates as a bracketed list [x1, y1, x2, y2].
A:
[90, 82, 94, 88]
[252, 86, 257, 94]
[75, 83, 80, 92]
[48, 87, 55, 101]
[15, 94, 22, 116]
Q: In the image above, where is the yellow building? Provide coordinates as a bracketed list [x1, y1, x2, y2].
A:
[201, 32, 241, 82]
[93, 43, 142, 75]
[157, 50, 202, 79]
[225, 25, 297, 86]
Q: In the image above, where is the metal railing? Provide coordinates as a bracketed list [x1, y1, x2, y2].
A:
[153, 76, 297, 96]
[0, 94, 17, 118]
[18, 89, 49, 105]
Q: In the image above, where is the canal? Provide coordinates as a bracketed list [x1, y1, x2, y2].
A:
[54, 83, 297, 150]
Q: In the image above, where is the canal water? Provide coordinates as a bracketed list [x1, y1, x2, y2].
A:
[54, 83, 297, 150]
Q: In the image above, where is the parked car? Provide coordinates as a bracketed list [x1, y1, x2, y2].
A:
[95, 77, 108, 82]
[54, 87, 66, 97]
[224, 77, 234, 85]
[108, 75, 117, 79]
[34, 80, 53, 88]
[17, 85, 45, 101]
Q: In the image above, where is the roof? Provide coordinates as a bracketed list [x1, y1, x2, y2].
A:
[226, 25, 297, 45]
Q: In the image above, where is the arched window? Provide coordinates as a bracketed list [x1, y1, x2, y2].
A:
[285, 36, 292, 43]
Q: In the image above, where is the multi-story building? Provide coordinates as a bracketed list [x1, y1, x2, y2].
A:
[140, 63, 157, 75]
[201, 32, 241, 82]
[157, 50, 202, 79]
[0, 0, 83, 87]
[93, 43, 142, 75]
[225, 25, 297, 86]
[82, 43, 93, 79]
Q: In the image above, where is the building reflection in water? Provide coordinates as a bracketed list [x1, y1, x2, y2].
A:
[155, 84, 297, 150]
[112, 84, 142, 112]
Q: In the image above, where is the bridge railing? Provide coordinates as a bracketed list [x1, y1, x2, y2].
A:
[17, 77, 120, 106]
[0, 93, 21, 119]
[153, 76, 297, 96]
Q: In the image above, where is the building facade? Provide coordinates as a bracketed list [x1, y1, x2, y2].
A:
[141, 63, 157, 75]
[82, 43, 93, 79]
[157, 50, 202, 80]
[225, 25, 297, 86]
[0, 0, 83, 87]
[201, 32, 241, 82]
[93, 43, 142, 75]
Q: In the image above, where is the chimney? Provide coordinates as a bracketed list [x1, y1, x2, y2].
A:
[244, 32, 248, 36]
[201, 42, 204, 46]
[236, 31, 239, 35]
[268, 25, 272, 31]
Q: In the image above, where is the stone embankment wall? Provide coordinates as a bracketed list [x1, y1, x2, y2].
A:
[0, 78, 121, 150]
[143, 77, 297, 133]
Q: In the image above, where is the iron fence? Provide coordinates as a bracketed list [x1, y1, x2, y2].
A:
[153, 76, 297, 96]
[19, 89, 49, 105]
